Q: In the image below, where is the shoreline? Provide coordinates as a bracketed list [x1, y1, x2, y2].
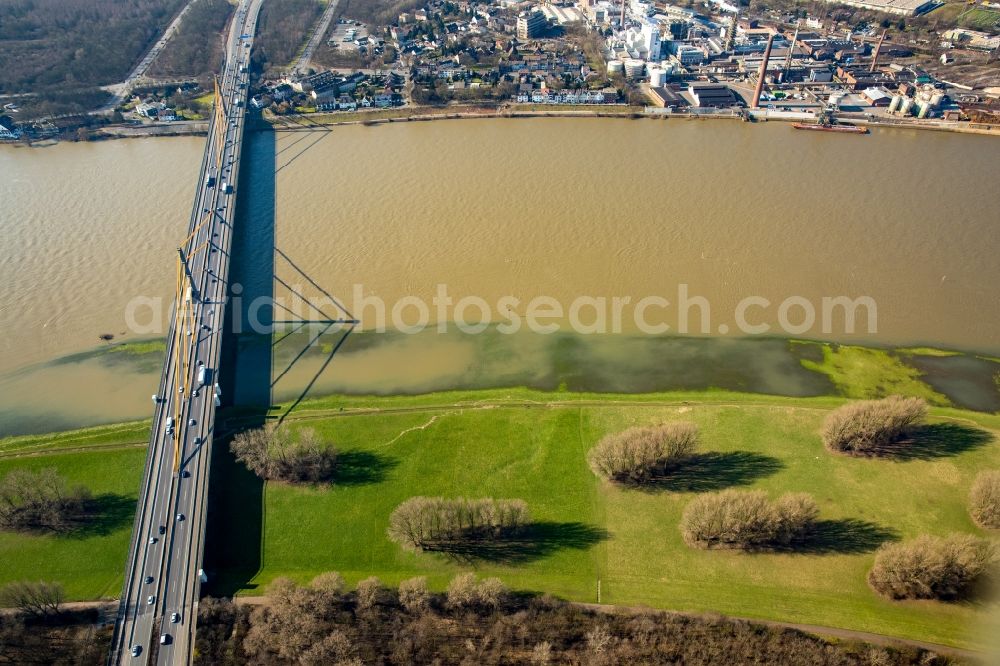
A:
[260, 105, 1000, 137]
[2, 334, 998, 438]
[5, 104, 999, 146]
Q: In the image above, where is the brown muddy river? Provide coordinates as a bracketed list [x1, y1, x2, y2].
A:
[1, 119, 998, 433]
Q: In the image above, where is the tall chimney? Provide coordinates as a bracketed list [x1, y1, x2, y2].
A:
[784, 23, 799, 76]
[724, 12, 738, 52]
[870, 29, 886, 73]
[620, 0, 626, 30]
[751, 33, 775, 109]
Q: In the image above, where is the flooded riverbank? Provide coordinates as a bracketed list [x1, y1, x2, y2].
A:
[1, 331, 997, 436]
[1, 119, 998, 433]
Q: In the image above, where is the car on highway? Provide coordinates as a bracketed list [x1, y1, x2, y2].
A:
[176, 513, 185, 521]
[159, 525, 166, 535]
[147, 595, 155, 605]
[130, 645, 142, 657]
[160, 634, 171, 645]
[171, 612, 181, 623]
[149, 536, 157, 544]
[145, 576, 153, 584]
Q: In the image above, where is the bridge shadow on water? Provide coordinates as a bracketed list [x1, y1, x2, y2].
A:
[204, 124, 275, 597]
[203, 121, 357, 597]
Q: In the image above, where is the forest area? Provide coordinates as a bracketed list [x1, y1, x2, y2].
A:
[0, 0, 186, 116]
[252, 0, 323, 72]
[148, 0, 234, 78]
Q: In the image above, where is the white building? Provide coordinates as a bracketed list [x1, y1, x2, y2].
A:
[942, 28, 1000, 51]
[613, 18, 664, 60]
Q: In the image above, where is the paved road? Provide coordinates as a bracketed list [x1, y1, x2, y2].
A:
[107, 1, 262, 664]
[98, 0, 204, 114]
[291, 0, 342, 75]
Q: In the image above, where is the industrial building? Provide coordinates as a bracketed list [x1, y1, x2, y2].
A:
[862, 87, 892, 106]
[670, 43, 706, 66]
[646, 85, 687, 108]
[688, 83, 740, 107]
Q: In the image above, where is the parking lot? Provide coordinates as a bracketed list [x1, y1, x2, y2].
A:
[326, 19, 370, 55]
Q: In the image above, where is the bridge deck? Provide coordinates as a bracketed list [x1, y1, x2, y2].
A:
[109, 1, 262, 663]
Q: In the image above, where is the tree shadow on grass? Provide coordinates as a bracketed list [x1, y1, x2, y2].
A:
[781, 519, 898, 555]
[329, 450, 398, 486]
[879, 423, 993, 461]
[63, 494, 136, 538]
[637, 452, 784, 492]
[427, 521, 609, 565]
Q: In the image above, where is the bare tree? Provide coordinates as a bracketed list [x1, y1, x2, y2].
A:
[868, 534, 997, 601]
[588, 422, 699, 484]
[397, 576, 430, 614]
[230, 425, 337, 483]
[475, 577, 508, 610]
[680, 490, 819, 550]
[969, 470, 1000, 529]
[387, 496, 530, 551]
[355, 576, 382, 612]
[0, 468, 91, 532]
[0, 581, 65, 617]
[299, 630, 358, 666]
[822, 396, 927, 456]
[531, 641, 553, 665]
[445, 573, 479, 610]
[311, 571, 345, 597]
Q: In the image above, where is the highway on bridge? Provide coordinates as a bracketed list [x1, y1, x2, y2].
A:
[108, 0, 262, 663]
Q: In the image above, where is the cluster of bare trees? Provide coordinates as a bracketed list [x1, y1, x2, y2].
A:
[240, 573, 354, 665]
[822, 396, 927, 456]
[969, 470, 1000, 529]
[0, 468, 91, 532]
[194, 573, 951, 665]
[587, 422, 699, 484]
[230, 425, 337, 483]
[254, 0, 322, 72]
[147, 0, 232, 78]
[680, 489, 819, 550]
[387, 496, 529, 551]
[444, 573, 508, 610]
[0, 0, 184, 93]
[868, 534, 997, 601]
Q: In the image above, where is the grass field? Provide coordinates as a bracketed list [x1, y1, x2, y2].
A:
[795, 342, 951, 404]
[209, 389, 999, 650]
[2, 388, 997, 650]
[0, 446, 144, 599]
[957, 7, 1000, 31]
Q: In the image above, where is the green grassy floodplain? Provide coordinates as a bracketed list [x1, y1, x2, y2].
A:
[2, 388, 998, 651]
[219, 388, 999, 650]
[0, 444, 145, 600]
